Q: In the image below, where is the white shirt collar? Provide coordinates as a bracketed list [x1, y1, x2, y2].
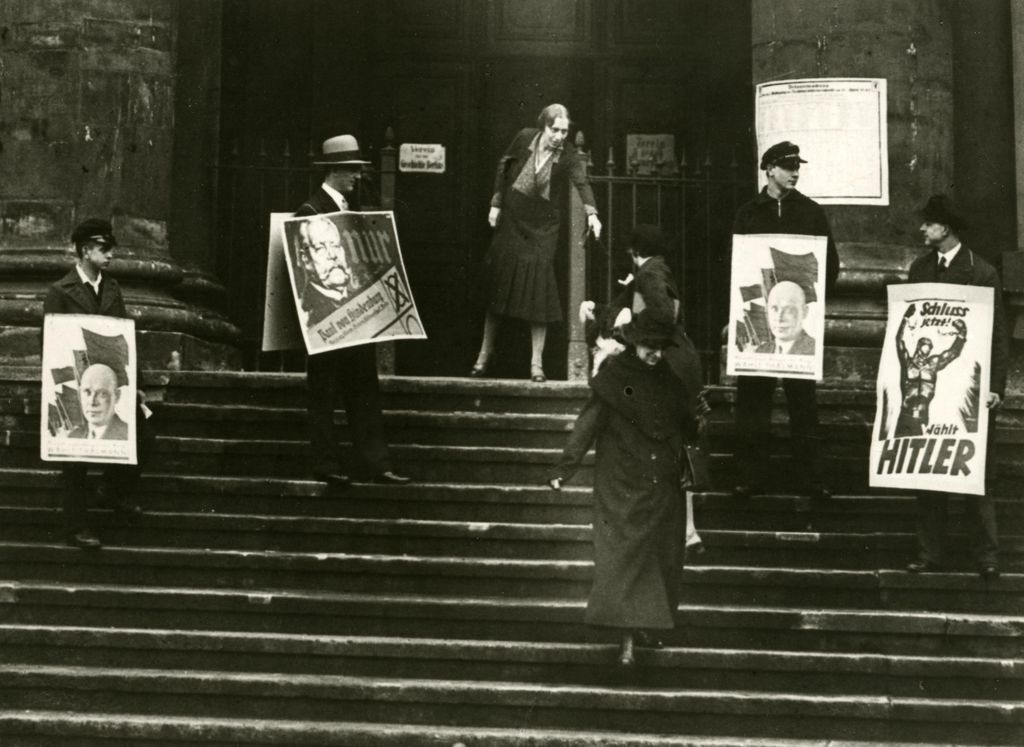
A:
[938, 242, 962, 266]
[89, 423, 109, 439]
[634, 256, 652, 268]
[321, 182, 349, 212]
[76, 263, 102, 293]
[776, 338, 795, 354]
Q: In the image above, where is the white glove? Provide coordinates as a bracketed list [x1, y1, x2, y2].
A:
[579, 300, 596, 324]
[613, 307, 632, 329]
[587, 213, 602, 239]
[488, 207, 501, 227]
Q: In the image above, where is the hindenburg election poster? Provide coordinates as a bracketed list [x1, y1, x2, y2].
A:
[727, 233, 827, 381]
[871, 283, 993, 495]
[40, 314, 138, 465]
[280, 210, 427, 355]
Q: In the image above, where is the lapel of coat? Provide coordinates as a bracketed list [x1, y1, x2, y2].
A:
[60, 272, 99, 313]
[943, 245, 974, 285]
[97, 277, 120, 314]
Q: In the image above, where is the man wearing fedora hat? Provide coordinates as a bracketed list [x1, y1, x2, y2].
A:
[904, 194, 1008, 580]
[43, 218, 148, 549]
[730, 141, 840, 502]
[294, 134, 410, 488]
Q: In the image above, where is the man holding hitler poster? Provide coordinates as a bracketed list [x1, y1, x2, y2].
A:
[894, 195, 1008, 580]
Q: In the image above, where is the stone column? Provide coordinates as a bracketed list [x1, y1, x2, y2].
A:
[0, 0, 239, 369]
[752, 0, 954, 384]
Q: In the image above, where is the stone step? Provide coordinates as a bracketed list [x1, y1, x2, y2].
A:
[7, 433, 1024, 494]
[3, 665, 1022, 744]
[157, 404, 577, 447]
[2, 507, 1022, 572]
[4, 470, 1024, 534]
[5, 582, 1020, 657]
[2, 626, 1020, 700]
[1, 543, 1021, 614]
[0, 712, 1011, 747]
[1, 432, 586, 483]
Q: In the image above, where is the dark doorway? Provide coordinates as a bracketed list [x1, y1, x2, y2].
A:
[217, 0, 753, 376]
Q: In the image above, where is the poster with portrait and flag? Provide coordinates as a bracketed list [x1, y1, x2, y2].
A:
[726, 233, 828, 380]
[870, 283, 993, 495]
[279, 210, 427, 355]
[40, 314, 138, 465]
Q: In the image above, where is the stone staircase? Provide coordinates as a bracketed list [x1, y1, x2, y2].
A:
[0, 367, 1021, 746]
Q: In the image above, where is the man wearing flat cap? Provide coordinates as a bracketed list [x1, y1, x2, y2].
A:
[294, 134, 410, 488]
[730, 141, 840, 501]
[904, 194, 1008, 580]
[43, 218, 148, 549]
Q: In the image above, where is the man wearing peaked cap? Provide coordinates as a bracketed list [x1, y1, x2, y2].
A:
[43, 217, 150, 550]
[294, 134, 410, 489]
[758, 141, 807, 171]
[729, 140, 840, 502]
[904, 194, 1007, 580]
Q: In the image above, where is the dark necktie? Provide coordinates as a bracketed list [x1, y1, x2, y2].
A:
[937, 257, 948, 275]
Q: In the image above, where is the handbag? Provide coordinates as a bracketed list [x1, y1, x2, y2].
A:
[682, 441, 712, 491]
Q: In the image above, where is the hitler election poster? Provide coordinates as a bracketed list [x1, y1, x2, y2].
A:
[280, 210, 427, 355]
[40, 314, 138, 465]
[871, 284, 993, 495]
[727, 233, 828, 381]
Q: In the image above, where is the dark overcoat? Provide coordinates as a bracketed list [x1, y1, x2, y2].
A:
[43, 269, 128, 318]
[552, 353, 693, 630]
[906, 245, 1008, 396]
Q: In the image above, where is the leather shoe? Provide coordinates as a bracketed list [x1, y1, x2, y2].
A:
[906, 560, 943, 573]
[314, 472, 351, 487]
[979, 564, 1000, 580]
[373, 470, 412, 485]
[67, 530, 102, 550]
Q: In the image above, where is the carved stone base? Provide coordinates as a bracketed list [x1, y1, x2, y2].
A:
[1, 326, 241, 372]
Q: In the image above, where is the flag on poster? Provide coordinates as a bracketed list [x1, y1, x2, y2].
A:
[280, 210, 427, 355]
[726, 233, 828, 380]
[40, 314, 138, 465]
[870, 283, 993, 496]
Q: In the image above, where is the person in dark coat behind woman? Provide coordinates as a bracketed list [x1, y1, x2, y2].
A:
[548, 311, 702, 666]
[470, 103, 602, 382]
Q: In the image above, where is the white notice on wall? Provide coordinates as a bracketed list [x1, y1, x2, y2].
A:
[399, 143, 445, 173]
[756, 78, 888, 206]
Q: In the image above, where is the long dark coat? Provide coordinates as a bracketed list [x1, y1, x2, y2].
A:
[552, 353, 694, 630]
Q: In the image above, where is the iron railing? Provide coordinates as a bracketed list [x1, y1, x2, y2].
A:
[580, 137, 754, 383]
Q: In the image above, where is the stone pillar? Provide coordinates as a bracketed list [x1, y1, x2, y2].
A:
[0, 0, 240, 369]
[752, 0, 954, 384]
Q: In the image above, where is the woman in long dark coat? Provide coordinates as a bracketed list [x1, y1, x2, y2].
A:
[548, 312, 701, 666]
[470, 103, 602, 382]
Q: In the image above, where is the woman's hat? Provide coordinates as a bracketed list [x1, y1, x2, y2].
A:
[623, 310, 676, 349]
[314, 134, 371, 166]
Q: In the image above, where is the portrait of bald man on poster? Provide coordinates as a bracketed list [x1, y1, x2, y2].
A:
[279, 210, 426, 355]
[727, 232, 828, 381]
[40, 314, 138, 465]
